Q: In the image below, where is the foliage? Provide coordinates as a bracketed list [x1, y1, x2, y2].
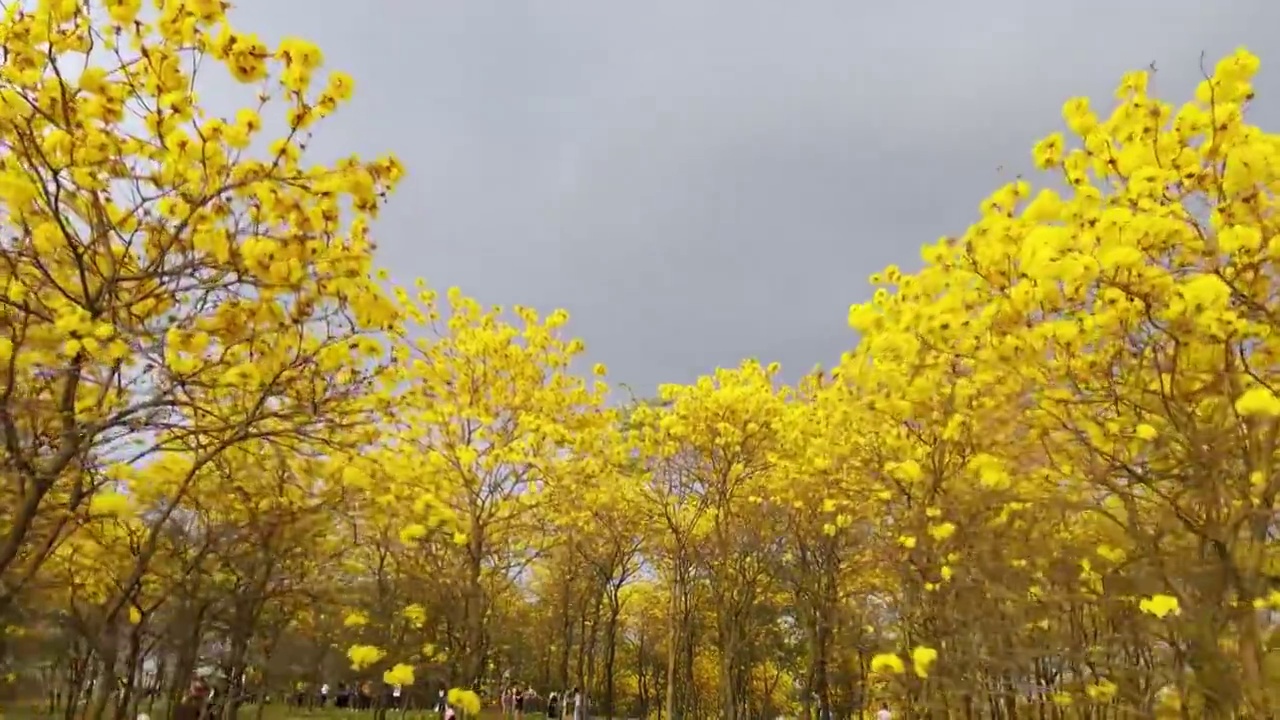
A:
[1, 3, 1278, 720]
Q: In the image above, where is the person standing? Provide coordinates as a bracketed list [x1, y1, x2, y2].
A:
[500, 687, 512, 719]
[876, 702, 893, 719]
[172, 679, 209, 720]
[571, 687, 585, 720]
[358, 681, 372, 710]
[513, 685, 526, 720]
[546, 692, 560, 720]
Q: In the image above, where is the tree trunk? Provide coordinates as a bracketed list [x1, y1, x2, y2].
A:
[115, 625, 144, 720]
[663, 560, 681, 720]
[584, 590, 603, 706]
[462, 530, 486, 687]
[718, 616, 738, 720]
[167, 605, 208, 716]
[603, 592, 621, 720]
[86, 626, 119, 720]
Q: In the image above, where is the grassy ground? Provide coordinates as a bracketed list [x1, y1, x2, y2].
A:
[267, 707, 550, 720]
[251, 710, 545, 720]
[1, 706, 549, 720]
[271, 710, 548, 720]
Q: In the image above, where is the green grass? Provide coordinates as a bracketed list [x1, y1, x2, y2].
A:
[264, 708, 548, 720]
[1, 705, 548, 720]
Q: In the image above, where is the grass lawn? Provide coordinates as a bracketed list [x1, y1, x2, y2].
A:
[1, 704, 551, 720]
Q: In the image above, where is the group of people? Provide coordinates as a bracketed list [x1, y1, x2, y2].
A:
[171, 674, 882, 719]
[499, 685, 585, 720]
[310, 681, 381, 709]
[169, 671, 597, 720]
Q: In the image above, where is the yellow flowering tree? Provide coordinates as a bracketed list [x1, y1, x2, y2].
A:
[390, 284, 609, 686]
[848, 47, 1280, 717]
[629, 360, 795, 720]
[549, 433, 645, 719]
[0, 0, 403, 612]
[6, 16, 1280, 720]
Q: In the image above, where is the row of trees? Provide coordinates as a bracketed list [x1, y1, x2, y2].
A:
[1, 2, 1278, 719]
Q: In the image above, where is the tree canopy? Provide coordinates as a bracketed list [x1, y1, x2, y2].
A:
[1, 3, 1278, 720]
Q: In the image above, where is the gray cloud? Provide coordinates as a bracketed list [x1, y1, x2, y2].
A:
[215, 0, 1280, 393]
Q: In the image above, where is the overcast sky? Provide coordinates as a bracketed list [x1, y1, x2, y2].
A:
[215, 0, 1278, 394]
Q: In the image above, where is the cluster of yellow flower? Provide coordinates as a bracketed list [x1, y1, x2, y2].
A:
[2, 0, 1279, 715]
